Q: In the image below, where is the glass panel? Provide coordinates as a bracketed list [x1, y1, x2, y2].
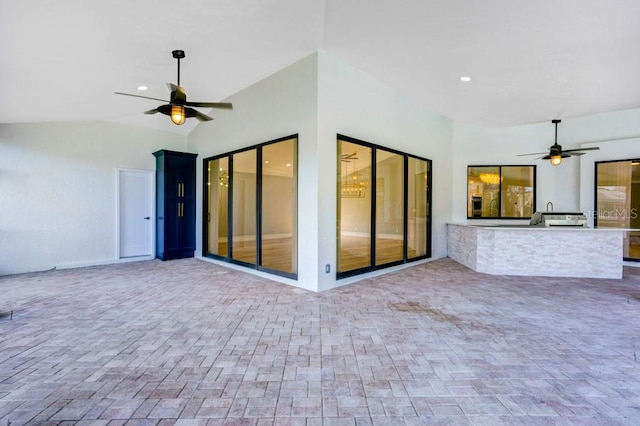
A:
[408, 157, 428, 258]
[596, 160, 635, 258]
[467, 166, 535, 218]
[261, 138, 298, 273]
[232, 149, 257, 264]
[338, 140, 372, 273]
[468, 166, 501, 217]
[500, 166, 535, 218]
[375, 150, 404, 265]
[207, 157, 229, 256]
[632, 162, 640, 260]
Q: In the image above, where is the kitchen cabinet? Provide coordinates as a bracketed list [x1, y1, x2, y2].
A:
[153, 150, 197, 260]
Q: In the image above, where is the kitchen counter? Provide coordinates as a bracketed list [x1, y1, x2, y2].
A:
[447, 223, 624, 279]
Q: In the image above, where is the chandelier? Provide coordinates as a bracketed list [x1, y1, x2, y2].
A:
[479, 172, 501, 185]
[340, 153, 368, 198]
[218, 171, 229, 187]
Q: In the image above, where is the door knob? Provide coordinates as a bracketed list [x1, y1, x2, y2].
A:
[144, 217, 150, 220]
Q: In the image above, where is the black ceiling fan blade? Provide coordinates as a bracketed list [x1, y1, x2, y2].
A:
[185, 101, 233, 109]
[517, 152, 548, 157]
[144, 108, 160, 115]
[568, 152, 586, 157]
[168, 84, 187, 104]
[184, 107, 213, 122]
[563, 147, 600, 154]
[114, 92, 167, 103]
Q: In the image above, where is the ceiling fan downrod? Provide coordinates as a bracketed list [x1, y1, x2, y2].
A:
[552, 119, 561, 144]
[172, 50, 185, 86]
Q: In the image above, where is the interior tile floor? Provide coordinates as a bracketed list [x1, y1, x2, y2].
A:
[1, 258, 640, 425]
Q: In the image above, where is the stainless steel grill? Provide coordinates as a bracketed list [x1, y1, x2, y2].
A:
[529, 212, 588, 227]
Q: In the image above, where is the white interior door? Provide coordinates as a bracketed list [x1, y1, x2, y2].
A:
[119, 169, 153, 258]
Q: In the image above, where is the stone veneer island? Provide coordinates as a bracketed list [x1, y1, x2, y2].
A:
[447, 223, 624, 279]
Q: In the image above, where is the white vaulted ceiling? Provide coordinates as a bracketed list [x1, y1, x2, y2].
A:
[2, 0, 639, 134]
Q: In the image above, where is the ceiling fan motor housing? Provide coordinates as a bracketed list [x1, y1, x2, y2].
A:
[170, 86, 187, 105]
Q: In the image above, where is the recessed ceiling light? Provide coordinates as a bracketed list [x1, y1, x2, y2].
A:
[137, 85, 148, 91]
[286, 163, 291, 167]
[460, 76, 471, 82]
[264, 160, 269, 164]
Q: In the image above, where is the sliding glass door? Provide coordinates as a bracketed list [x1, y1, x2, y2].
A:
[595, 159, 640, 260]
[407, 156, 429, 259]
[375, 149, 405, 265]
[337, 135, 431, 278]
[231, 149, 257, 265]
[261, 139, 297, 274]
[204, 135, 298, 278]
[337, 141, 372, 273]
[206, 157, 229, 257]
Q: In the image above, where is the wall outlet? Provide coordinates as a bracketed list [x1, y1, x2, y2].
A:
[325, 264, 330, 273]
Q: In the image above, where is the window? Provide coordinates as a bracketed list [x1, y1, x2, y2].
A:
[204, 135, 298, 278]
[467, 165, 536, 219]
[337, 135, 431, 278]
[595, 159, 640, 261]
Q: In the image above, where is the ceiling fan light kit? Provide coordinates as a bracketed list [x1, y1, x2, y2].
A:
[115, 50, 232, 125]
[517, 119, 600, 166]
[170, 105, 186, 125]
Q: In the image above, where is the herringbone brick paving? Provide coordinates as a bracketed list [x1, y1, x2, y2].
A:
[1, 258, 639, 424]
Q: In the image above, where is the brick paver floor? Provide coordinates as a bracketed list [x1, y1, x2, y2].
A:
[1, 258, 640, 424]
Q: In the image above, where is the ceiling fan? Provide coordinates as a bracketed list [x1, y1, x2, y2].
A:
[115, 50, 232, 125]
[518, 119, 599, 166]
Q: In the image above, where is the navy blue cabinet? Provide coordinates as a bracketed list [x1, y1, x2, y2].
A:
[153, 150, 197, 260]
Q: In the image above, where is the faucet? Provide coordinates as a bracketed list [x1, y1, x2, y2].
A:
[546, 202, 554, 212]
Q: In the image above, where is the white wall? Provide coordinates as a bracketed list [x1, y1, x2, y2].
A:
[316, 52, 453, 291]
[187, 53, 319, 291]
[452, 108, 640, 224]
[0, 121, 186, 275]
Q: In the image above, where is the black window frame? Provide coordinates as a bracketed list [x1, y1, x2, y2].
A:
[337, 134, 432, 280]
[466, 164, 537, 220]
[202, 134, 299, 280]
[594, 158, 640, 262]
